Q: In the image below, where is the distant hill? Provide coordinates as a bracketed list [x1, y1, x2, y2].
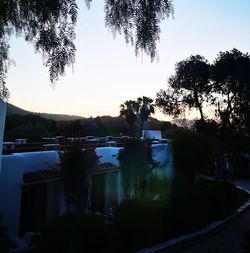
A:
[4, 104, 174, 140]
[6, 103, 171, 131]
[6, 103, 84, 121]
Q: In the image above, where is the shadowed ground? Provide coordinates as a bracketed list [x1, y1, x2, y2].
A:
[163, 179, 250, 253]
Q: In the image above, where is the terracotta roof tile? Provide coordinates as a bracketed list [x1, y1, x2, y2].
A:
[23, 170, 62, 184]
[93, 163, 118, 173]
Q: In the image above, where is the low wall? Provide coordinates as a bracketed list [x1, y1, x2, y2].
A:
[0, 99, 6, 175]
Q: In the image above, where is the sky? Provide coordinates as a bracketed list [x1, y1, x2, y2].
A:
[5, 0, 250, 120]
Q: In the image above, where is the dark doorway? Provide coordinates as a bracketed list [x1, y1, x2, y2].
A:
[91, 174, 105, 213]
[19, 181, 61, 236]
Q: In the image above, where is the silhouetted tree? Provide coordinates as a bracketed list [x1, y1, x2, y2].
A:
[0, 0, 174, 99]
[120, 100, 138, 136]
[193, 119, 218, 136]
[156, 55, 211, 121]
[118, 139, 150, 199]
[4, 114, 56, 141]
[211, 48, 250, 136]
[61, 144, 98, 213]
[136, 96, 155, 137]
[171, 129, 216, 188]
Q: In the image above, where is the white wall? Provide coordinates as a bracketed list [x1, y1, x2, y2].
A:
[0, 154, 24, 234]
[0, 151, 60, 235]
[0, 99, 7, 175]
[12, 151, 60, 172]
[153, 143, 174, 179]
[95, 147, 122, 167]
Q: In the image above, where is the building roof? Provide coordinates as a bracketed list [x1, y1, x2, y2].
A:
[93, 163, 119, 174]
[23, 170, 62, 185]
[23, 163, 119, 185]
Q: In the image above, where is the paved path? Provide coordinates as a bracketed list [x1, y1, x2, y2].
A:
[162, 179, 250, 253]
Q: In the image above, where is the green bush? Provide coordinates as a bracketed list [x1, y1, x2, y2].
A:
[38, 181, 248, 252]
[0, 230, 10, 253]
[0, 215, 11, 253]
[113, 198, 166, 251]
[171, 129, 217, 187]
[38, 213, 115, 253]
[112, 181, 249, 251]
[118, 138, 151, 199]
[61, 144, 99, 212]
[243, 230, 250, 253]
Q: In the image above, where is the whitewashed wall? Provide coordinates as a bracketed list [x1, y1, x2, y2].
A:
[95, 147, 122, 167]
[0, 154, 25, 234]
[0, 151, 60, 235]
[0, 99, 7, 175]
[0, 144, 172, 234]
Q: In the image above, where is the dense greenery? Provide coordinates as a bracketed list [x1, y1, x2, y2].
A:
[120, 100, 138, 136]
[243, 230, 250, 253]
[38, 214, 111, 253]
[4, 114, 56, 141]
[156, 55, 211, 121]
[61, 144, 98, 212]
[118, 139, 152, 199]
[170, 128, 218, 186]
[37, 179, 249, 252]
[4, 113, 165, 141]
[120, 96, 155, 137]
[25, 128, 250, 252]
[0, 215, 11, 253]
[156, 49, 250, 136]
[156, 49, 250, 176]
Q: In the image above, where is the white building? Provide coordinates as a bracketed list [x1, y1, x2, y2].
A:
[0, 99, 7, 175]
[0, 108, 172, 236]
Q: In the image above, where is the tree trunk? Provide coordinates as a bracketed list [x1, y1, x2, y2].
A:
[198, 104, 204, 122]
[140, 120, 144, 138]
[194, 91, 204, 121]
[129, 124, 134, 137]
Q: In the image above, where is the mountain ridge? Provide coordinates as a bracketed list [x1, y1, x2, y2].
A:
[6, 103, 85, 121]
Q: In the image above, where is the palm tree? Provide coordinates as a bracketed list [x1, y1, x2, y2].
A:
[136, 96, 155, 137]
[120, 100, 138, 136]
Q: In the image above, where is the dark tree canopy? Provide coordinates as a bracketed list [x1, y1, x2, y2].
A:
[105, 0, 173, 59]
[120, 100, 138, 135]
[212, 48, 250, 135]
[156, 55, 211, 121]
[0, 0, 173, 100]
[156, 49, 250, 139]
[136, 96, 155, 137]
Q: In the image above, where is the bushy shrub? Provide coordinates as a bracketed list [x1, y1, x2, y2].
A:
[112, 181, 248, 251]
[0, 215, 11, 253]
[38, 213, 115, 253]
[194, 119, 218, 136]
[0, 229, 10, 253]
[113, 198, 166, 251]
[243, 230, 250, 253]
[171, 129, 217, 188]
[61, 143, 99, 212]
[118, 138, 151, 199]
[38, 180, 248, 252]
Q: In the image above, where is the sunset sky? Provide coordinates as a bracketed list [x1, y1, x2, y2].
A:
[5, 0, 250, 120]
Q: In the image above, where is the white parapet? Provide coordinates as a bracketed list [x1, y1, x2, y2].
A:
[142, 130, 162, 140]
[95, 147, 123, 167]
[0, 99, 7, 176]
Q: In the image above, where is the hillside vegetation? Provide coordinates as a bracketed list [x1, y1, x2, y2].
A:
[4, 104, 170, 141]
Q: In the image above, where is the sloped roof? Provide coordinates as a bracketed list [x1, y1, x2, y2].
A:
[93, 163, 119, 174]
[23, 170, 62, 185]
